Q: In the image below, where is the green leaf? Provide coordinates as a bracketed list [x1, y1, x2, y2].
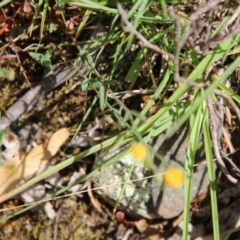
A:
[48, 20, 57, 33]
[28, 52, 53, 70]
[0, 68, 15, 81]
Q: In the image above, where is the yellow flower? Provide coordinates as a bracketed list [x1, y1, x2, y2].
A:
[164, 167, 184, 189]
[131, 143, 148, 162]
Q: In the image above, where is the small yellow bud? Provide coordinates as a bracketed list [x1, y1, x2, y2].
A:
[131, 143, 148, 162]
[164, 167, 184, 189]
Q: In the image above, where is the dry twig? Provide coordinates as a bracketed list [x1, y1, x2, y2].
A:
[209, 5, 240, 46]
[209, 27, 240, 46]
[117, 3, 174, 61]
[118, 3, 208, 89]
[214, 89, 240, 122]
[207, 97, 237, 184]
[168, 7, 207, 88]
[223, 5, 240, 29]
[189, 0, 222, 22]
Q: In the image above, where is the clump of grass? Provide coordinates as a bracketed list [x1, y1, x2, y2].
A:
[1, 0, 240, 239]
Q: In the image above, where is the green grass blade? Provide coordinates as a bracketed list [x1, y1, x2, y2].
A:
[126, 0, 151, 49]
[76, 9, 92, 38]
[0, 146, 132, 221]
[62, 0, 117, 14]
[38, 0, 49, 41]
[183, 102, 204, 240]
[215, 81, 240, 104]
[170, 46, 240, 135]
[0, 129, 134, 204]
[0, 0, 12, 7]
[113, 162, 136, 214]
[29, 0, 43, 36]
[125, 48, 148, 82]
[71, 95, 98, 142]
[203, 101, 220, 240]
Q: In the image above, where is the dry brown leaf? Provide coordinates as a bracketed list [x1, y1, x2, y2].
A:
[0, 128, 70, 197]
[135, 219, 149, 233]
[135, 219, 162, 240]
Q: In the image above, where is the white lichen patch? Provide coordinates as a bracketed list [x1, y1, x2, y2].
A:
[92, 147, 153, 218]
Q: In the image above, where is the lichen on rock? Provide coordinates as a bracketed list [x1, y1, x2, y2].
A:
[92, 126, 211, 219]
